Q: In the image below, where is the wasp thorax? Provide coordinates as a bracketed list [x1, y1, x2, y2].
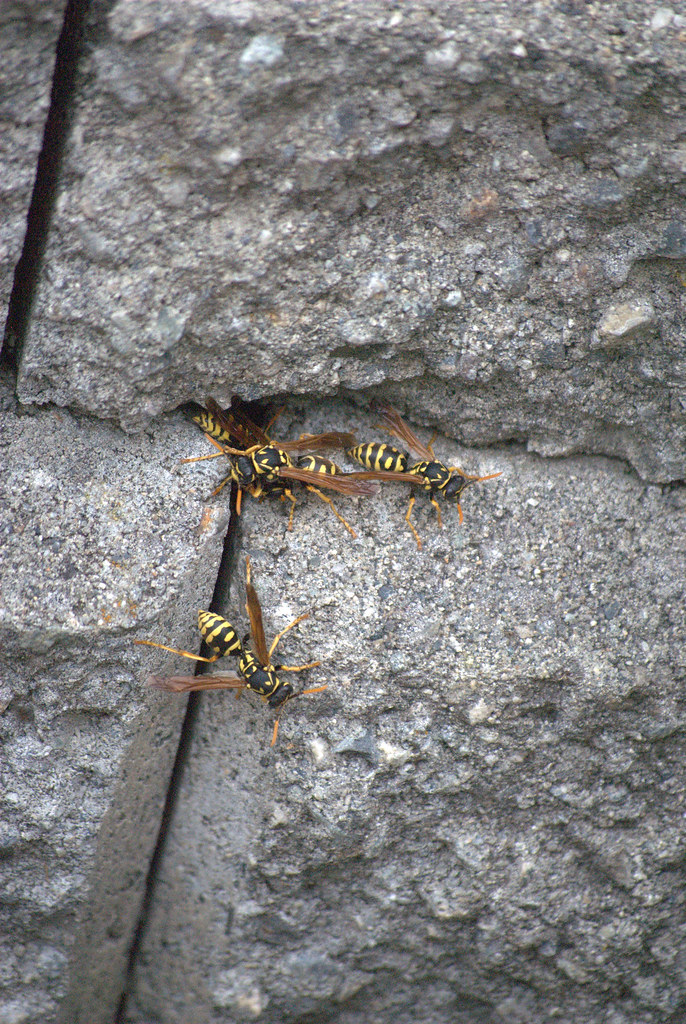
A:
[410, 460, 451, 491]
[254, 444, 292, 478]
[238, 652, 287, 704]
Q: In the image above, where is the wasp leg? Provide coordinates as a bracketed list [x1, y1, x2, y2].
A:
[235, 487, 243, 515]
[179, 450, 224, 465]
[429, 495, 444, 529]
[284, 487, 298, 530]
[405, 493, 422, 550]
[426, 430, 438, 458]
[134, 639, 221, 663]
[264, 405, 285, 437]
[268, 612, 310, 659]
[456, 501, 464, 525]
[180, 434, 231, 466]
[305, 484, 357, 538]
[215, 443, 260, 457]
[211, 474, 234, 497]
[270, 683, 328, 747]
[276, 660, 321, 673]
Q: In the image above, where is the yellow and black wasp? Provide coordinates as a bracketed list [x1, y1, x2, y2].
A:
[182, 397, 377, 538]
[348, 401, 502, 549]
[135, 557, 325, 746]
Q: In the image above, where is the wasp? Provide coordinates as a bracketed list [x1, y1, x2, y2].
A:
[135, 558, 326, 746]
[181, 397, 377, 538]
[348, 401, 502, 549]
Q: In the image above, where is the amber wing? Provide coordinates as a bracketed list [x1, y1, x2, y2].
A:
[204, 396, 269, 449]
[279, 466, 378, 495]
[148, 673, 246, 692]
[276, 431, 358, 453]
[343, 469, 422, 486]
[372, 401, 434, 461]
[244, 559, 270, 666]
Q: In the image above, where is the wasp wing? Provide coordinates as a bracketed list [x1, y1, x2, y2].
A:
[276, 431, 357, 453]
[148, 673, 246, 692]
[371, 401, 434, 461]
[202, 396, 269, 449]
[225, 396, 273, 445]
[279, 466, 378, 495]
[244, 558, 270, 666]
[191, 398, 248, 447]
[342, 469, 423, 486]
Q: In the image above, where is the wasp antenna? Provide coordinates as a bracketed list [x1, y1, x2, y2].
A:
[451, 468, 503, 484]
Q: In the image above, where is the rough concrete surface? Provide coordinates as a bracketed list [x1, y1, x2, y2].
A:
[0, 0, 69, 324]
[15, 0, 686, 480]
[0, 1, 684, 1023]
[124, 399, 686, 1024]
[0, 372, 230, 1023]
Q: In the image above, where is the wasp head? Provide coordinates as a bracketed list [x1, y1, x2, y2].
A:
[444, 472, 469, 501]
[268, 680, 294, 708]
[234, 454, 257, 486]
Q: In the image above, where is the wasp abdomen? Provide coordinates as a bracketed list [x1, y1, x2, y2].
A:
[296, 454, 339, 475]
[192, 410, 233, 443]
[348, 443, 408, 473]
[198, 611, 242, 657]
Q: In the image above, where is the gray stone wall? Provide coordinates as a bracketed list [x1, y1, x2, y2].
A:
[0, 0, 69, 326]
[1, 2, 684, 1023]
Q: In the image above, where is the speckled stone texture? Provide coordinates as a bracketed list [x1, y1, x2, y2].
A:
[0, 0, 68, 323]
[16, 0, 686, 480]
[0, 373, 230, 1023]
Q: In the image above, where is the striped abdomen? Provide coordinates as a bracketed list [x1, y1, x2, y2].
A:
[348, 443, 408, 473]
[296, 455, 339, 475]
[192, 409, 233, 444]
[198, 611, 242, 657]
